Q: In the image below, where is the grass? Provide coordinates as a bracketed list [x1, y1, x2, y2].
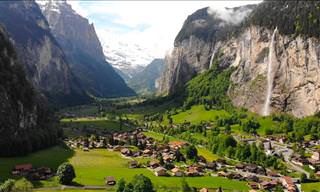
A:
[168, 105, 229, 125]
[61, 118, 131, 136]
[302, 182, 320, 192]
[0, 145, 74, 183]
[1, 145, 248, 191]
[71, 149, 248, 190]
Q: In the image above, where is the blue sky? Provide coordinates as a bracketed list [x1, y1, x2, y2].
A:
[68, 1, 261, 66]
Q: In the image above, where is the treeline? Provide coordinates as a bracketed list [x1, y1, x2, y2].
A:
[183, 59, 235, 111]
[207, 134, 285, 170]
[243, 0, 320, 38]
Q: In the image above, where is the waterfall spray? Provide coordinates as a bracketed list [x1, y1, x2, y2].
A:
[262, 27, 277, 116]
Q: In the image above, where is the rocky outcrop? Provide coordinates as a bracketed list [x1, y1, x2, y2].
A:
[38, 0, 135, 97]
[226, 26, 320, 117]
[157, 5, 256, 94]
[0, 1, 89, 106]
[0, 25, 61, 156]
[158, 2, 320, 117]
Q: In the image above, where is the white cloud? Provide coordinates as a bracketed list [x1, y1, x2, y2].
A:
[67, 1, 261, 67]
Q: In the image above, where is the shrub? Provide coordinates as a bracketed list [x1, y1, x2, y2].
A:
[56, 162, 76, 185]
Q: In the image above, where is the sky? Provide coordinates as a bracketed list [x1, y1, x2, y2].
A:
[68, 1, 261, 66]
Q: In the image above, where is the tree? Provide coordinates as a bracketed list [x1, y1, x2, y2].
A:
[300, 173, 307, 183]
[117, 178, 126, 192]
[124, 183, 134, 192]
[12, 178, 33, 192]
[56, 162, 76, 185]
[181, 178, 192, 192]
[0, 179, 15, 192]
[186, 145, 198, 159]
[131, 174, 154, 192]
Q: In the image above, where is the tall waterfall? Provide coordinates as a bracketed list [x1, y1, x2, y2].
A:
[262, 27, 278, 116]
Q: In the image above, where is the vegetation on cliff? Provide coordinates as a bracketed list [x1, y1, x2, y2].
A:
[0, 26, 61, 156]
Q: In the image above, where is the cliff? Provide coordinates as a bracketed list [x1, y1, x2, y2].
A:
[158, 1, 320, 117]
[0, 25, 61, 156]
[38, 0, 135, 98]
[0, 1, 89, 106]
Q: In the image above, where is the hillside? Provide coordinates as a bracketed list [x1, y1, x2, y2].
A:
[0, 1, 89, 106]
[38, 0, 135, 98]
[0, 25, 61, 156]
[128, 59, 165, 95]
[158, 1, 320, 117]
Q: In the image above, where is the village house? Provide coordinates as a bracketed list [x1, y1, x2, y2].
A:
[105, 176, 116, 185]
[149, 160, 160, 169]
[311, 151, 320, 161]
[259, 180, 276, 190]
[315, 171, 320, 177]
[154, 167, 167, 176]
[171, 167, 184, 177]
[199, 188, 209, 192]
[248, 182, 259, 189]
[168, 141, 187, 149]
[120, 148, 132, 156]
[205, 162, 216, 170]
[129, 160, 138, 168]
[291, 156, 309, 166]
[281, 176, 296, 192]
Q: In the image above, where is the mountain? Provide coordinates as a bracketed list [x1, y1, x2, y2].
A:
[0, 1, 89, 106]
[128, 59, 165, 95]
[158, 1, 320, 117]
[0, 25, 61, 156]
[99, 31, 154, 78]
[157, 5, 257, 94]
[38, 0, 135, 98]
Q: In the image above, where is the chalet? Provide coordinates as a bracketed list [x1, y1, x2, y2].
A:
[154, 167, 167, 176]
[260, 181, 276, 190]
[149, 160, 160, 169]
[245, 164, 258, 173]
[205, 162, 216, 170]
[235, 163, 245, 170]
[129, 161, 138, 168]
[248, 182, 259, 189]
[121, 148, 132, 156]
[143, 149, 152, 156]
[199, 188, 209, 192]
[105, 176, 116, 185]
[217, 171, 227, 177]
[311, 151, 320, 161]
[245, 175, 259, 182]
[186, 166, 201, 176]
[163, 154, 172, 163]
[267, 171, 279, 177]
[171, 167, 184, 177]
[281, 176, 296, 192]
[168, 141, 187, 149]
[14, 164, 32, 172]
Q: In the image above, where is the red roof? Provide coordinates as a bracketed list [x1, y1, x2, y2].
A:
[169, 141, 187, 147]
[15, 164, 32, 171]
[282, 176, 294, 186]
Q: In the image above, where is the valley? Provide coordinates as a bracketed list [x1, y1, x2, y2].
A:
[0, 1, 320, 192]
[1, 97, 320, 192]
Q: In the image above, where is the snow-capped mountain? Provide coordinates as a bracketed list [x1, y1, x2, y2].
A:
[98, 30, 156, 78]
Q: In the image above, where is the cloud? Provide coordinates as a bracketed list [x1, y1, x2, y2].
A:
[67, 1, 261, 66]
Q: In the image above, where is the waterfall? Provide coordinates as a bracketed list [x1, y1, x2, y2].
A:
[262, 27, 278, 116]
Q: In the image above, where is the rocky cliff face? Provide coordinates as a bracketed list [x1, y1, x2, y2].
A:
[38, 0, 135, 97]
[128, 59, 165, 95]
[157, 5, 256, 94]
[0, 1, 88, 106]
[158, 2, 320, 117]
[0, 25, 61, 156]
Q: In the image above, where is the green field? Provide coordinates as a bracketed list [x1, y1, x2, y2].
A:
[168, 105, 229, 124]
[61, 117, 131, 136]
[302, 182, 320, 192]
[0, 146, 248, 191]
